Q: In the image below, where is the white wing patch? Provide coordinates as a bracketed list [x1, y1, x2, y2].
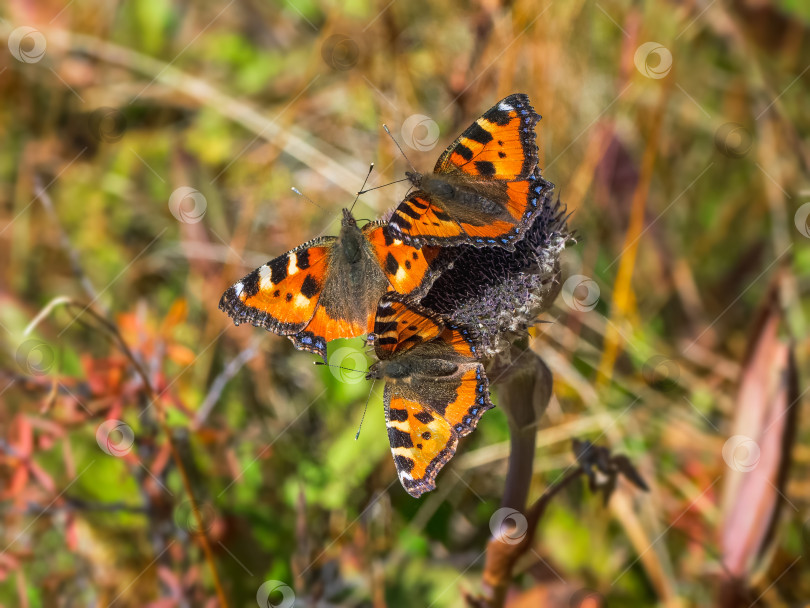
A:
[258, 265, 273, 290]
[287, 252, 301, 276]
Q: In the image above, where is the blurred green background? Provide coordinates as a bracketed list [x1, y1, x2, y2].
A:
[1, 0, 809, 606]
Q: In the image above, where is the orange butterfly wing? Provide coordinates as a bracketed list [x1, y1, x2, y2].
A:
[440, 322, 483, 360]
[219, 239, 332, 334]
[388, 94, 545, 249]
[363, 223, 442, 296]
[386, 194, 468, 242]
[371, 293, 444, 359]
[434, 93, 539, 181]
[384, 362, 493, 497]
[384, 386, 458, 498]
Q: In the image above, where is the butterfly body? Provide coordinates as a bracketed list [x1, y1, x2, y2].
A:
[219, 208, 441, 361]
[388, 94, 544, 251]
[313, 209, 389, 337]
[366, 294, 493, 497]
[405, 170, 518, 227]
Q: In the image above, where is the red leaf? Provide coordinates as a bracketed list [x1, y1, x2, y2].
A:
[718, 277, 800, 592]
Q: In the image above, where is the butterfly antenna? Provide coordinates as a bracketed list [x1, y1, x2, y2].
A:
[383, 124, 418, 173]
[313, 361, 363, 375]
[349, 163, 375, 214]
[355, 379, 376, 440]
[291, 187, 324, 210]
[356, 177, 410, 195]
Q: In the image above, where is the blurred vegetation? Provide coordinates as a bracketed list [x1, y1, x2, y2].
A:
[1, 0, 809, 606]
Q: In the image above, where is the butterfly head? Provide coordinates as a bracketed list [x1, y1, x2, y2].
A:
[366, 359, 410, 381]
[405, 171, 423, 188]
[341, 207, 359, 227]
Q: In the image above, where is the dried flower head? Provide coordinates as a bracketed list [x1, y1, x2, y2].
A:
[419, 172, 572, 358]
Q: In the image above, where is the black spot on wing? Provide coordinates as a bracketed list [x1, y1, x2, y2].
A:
[399, 204, 422, 220]
[482, 106, 513, 126]
[374, 320, 399, 335]
[414, 411, 434, 424]
[300, 274, 320, 299]
[388, 427, 414, 448]
[268, 255, 288, 284]
[464, 122, 494, 145]
[385, 252, 399, 276]
[389, 408, 408, 422]
[296, 249, 311, 270]
[454, 143, 474, 161]
[475, 161, 497, 177]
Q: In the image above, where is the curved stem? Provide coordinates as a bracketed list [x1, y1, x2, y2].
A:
[479, 340, 554, 607]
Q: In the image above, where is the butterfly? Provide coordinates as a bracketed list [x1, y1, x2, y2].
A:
[365, 293, 493, 498]
[219, 209, 444, 362]
[387, 93, 545, 250]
